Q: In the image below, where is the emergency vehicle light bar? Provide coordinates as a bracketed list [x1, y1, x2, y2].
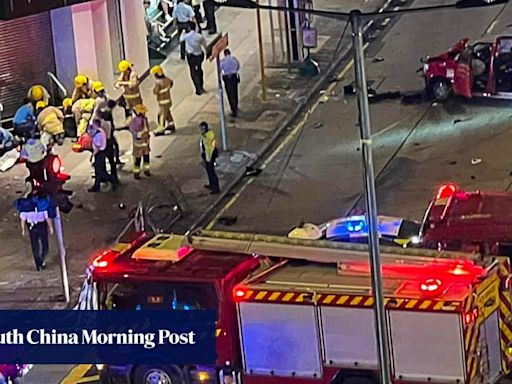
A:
[132, 234, 192, 261]
[184, 229, 484, 264]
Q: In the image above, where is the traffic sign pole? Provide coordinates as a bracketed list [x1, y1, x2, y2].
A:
[216, 56, 228, 151]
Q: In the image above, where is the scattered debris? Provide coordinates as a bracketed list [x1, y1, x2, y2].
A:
[356, 147, 361, 151]
[155, 155, 162, 158]
[344, 85, 356, 96]
[218, 216, 238, 226]
[432, 102, 439, 107]
[454, 118, 472, 125]
[319, 89, 327, 94]
[471, 158, 482, 165]
[313, 122, 323, 129]
[319, 96, 330, 103]
[413, 142, 421, 146]
[369, 91, 401, 103]
[470, 175, 476, 180]
[245, 166, 262, 177]
[372, 56, 385, 63]
[449, 161, 457, 165]
[275, 94, 281, 98]
[118, 203, 126, 209]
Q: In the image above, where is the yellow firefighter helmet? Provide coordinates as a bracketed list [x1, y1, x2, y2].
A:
[92, 81, 105, 93]
[30, 85, 44, 101]
[74, 75, 88, 88]
[118, 60, 132, 73]
[151, 65, 163, 76]
[62, 98, 73, 109]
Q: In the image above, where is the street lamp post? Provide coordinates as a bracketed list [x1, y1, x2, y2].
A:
[350, 9, 392, 384]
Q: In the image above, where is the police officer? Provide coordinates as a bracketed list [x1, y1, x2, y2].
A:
[199, 121, 219, 194]
[151, 65, 176, 135]
[220, 49, 241, 118]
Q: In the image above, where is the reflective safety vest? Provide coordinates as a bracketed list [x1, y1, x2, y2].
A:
[119, 71, 141, 100]
[153, 76, 173, 106]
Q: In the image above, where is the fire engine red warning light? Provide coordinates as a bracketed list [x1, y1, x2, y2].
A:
[464, 308, 479, 325]
[177, 246, 193, 259]
[233, 287, 248, 301]
[420, 278, 442, 292]
[436, 183, 458, 200]
[51, 156, 62, 174]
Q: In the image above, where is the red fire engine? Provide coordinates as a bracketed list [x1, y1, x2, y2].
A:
[80, 229, 512, 384]
[421, 183, 512, 255]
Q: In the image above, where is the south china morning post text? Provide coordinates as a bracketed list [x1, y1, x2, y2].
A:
[0, 328, 197, 349]
[0, 310, 216, 365]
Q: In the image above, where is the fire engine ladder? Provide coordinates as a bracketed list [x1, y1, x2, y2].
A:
[183, 229, 486, 265]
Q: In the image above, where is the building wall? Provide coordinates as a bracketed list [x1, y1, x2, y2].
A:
[119, 0, 150, 75]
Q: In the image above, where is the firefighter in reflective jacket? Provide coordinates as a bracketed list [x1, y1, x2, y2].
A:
[35, 101, 65, 146]
[71, 75, 93, 104]
[72, 98, 96, 137]
[115, 60, 142, 124]
[27, 85, 50, 106]
[129, 104, 151, 179]
[151, 65, 176, 136]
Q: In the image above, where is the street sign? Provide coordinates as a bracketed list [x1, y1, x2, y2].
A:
[210, 34, 229, 61]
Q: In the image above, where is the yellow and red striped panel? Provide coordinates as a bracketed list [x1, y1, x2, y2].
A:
[239, 289, 462, 312]
[463, 291, 480, 383]
[498, 260, 512, 375]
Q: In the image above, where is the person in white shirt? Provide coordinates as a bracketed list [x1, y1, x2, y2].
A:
[220, 49, 241, 118]
[180, 22, 207, 95]
[173, 0, 197, 59]
[20, 193, 54, 271]
[87, 120, 115, 193]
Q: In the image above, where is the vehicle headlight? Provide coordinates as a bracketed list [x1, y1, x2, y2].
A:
[410, 235, 421, 245]
[96, 364, 105, 371]
[198, 371, 210, 382]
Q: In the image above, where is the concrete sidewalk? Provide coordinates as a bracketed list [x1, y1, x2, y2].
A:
[0, 0, 388, 309]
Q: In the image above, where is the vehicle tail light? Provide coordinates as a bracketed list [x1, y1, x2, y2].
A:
[420, 278, 442, 292]
[92, 249, 120, 269]
[177, 246, 193, 259]
[463, 308, 478, 325]
[233, 287, 249, 302]
[436, 183, 458, 200]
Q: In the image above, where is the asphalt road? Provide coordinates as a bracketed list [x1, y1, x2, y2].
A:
[24, 0, 512, 383]
[209, 0, 512, 235]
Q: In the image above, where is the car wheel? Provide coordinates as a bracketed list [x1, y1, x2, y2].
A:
[132, 365, 183, 384]
[429, 78, 451, 101]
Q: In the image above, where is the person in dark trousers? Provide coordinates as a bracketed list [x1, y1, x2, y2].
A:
[220, 49, 241, 118]
[199, 122, 219, 194]
[203, 0, 217, 34]
[87, 120, 114, 193]
[180, 22, 207, 95]
[173, 0, 197, 60]
[19, 192, 54, 271]
[12, 98, 37, 139]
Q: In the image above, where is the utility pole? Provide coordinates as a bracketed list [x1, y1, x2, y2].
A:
[256, 0, 267, 100]
[54, 207, 70, 303]
[350, 9, 391, 384]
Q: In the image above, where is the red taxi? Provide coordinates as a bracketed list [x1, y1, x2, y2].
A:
[422, 35, 512, 101]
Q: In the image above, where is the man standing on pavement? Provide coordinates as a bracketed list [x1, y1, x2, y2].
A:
[180, 22, 207, 95]
[173, 0, 197, 60]
[199, 121, 220, 194]
[151, 65, 176, 135]
[18, 192, 54, 271]
[87, 120, 114, 193]
[203, 0, 217, 34]
[115, 60, 143, 124]
[129, 104, 152, 180]
[220, 49, 241, 118]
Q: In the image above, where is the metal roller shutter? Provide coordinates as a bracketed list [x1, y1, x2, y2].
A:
[0, 12, 56, 117]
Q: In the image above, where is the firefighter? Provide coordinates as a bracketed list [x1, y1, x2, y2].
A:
[129, 104, 151, 180]
[199, 121, 219, 194]
[35, 101, 65, 146]
[62, 98, 77, 138]
[115, 60, 142, 124]
[72, 97, 96, 137]
[27, 84, 50, 107]
[71, 75, 93, 104]
[151, 65, 176, 136]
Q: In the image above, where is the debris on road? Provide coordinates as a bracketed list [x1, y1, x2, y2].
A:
[372, 56, 385, 62]
[218, 216, 238, 226]
[313, 122, 323, 129]
[245, 166, 262, 177]
[471, 158, 482, 165]
[369, 91, 401, 103]
[449, 161, 457, 165]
